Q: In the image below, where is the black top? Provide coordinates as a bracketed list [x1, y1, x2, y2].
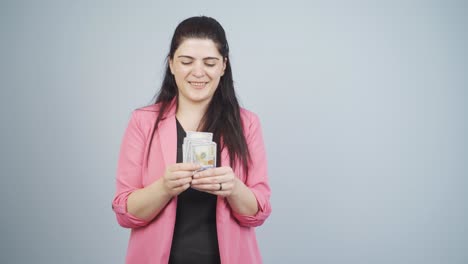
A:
[169, 119, 221, 264]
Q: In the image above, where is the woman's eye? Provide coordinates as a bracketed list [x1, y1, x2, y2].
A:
[180, 60, 215, 67]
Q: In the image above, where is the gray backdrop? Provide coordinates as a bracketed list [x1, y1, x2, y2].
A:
[1, 0, 467, 263]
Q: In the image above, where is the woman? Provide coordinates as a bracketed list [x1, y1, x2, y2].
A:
[112, 16, 271, 264]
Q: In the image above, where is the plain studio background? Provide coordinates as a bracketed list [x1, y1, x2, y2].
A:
[1, 1, 467, 263]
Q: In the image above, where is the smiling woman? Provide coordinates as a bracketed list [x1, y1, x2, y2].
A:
[111, 16, 272, 264]
[169, 39, 227, 109]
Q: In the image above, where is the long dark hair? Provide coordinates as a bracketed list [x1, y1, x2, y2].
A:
[149, 16, 250, 174]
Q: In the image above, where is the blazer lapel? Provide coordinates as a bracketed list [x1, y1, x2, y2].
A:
[157, 100, 177, 167]
[220, 145, 230, 168]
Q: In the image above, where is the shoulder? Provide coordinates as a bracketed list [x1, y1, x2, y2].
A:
[132, 101, 171, 120]
[240, 107, 261, 121]
[129, 100, 176, 129]
[125, 104, 161, 132]
[133, 99, 176, 119]
[131, 104, 159, 121]
[240, 107, 261, 131]
[135, 103, 161, 113]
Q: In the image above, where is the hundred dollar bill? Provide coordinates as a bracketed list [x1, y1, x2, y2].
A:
[183, 138, 210, 163]
[186, 131, 213, 141]
[191, 142, 217, 169]
[182, 131, 213, 163]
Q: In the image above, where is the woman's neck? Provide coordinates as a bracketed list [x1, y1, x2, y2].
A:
[176, 98, 210, 132]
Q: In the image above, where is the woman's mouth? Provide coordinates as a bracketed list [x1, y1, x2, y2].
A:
[189, 81, 208, 89]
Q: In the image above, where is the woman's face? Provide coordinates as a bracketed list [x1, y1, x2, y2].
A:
[170, 38, 226, 107]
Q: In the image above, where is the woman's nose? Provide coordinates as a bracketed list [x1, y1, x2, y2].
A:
[191, 62, 205, 77]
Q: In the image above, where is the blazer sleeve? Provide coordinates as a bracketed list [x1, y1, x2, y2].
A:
[231, 112, 272, 227]
[112, 110, 151, 228]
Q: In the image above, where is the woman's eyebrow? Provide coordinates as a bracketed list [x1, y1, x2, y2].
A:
[203, 57, 220, 60]
[177, 55, 220, 60]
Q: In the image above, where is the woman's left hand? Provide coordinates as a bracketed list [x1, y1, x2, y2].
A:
[190, 166, 238, 197]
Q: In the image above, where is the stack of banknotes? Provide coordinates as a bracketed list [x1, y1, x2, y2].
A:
[183, 131, 217, 170]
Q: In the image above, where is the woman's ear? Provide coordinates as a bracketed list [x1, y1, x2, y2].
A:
[169, 57, 174, 75]
[221, 57, 227, 76]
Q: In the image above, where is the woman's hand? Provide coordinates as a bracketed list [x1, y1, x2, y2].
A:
[162, 163, 200, 197]
[191, 166, 239, 197]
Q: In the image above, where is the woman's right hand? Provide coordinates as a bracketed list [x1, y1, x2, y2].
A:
[162, 163, 201, 197]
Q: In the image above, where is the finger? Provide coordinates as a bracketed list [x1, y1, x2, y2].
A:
[193, 168, 216, 179]
[190, 184, 215, 193]
[170, 170, 195, 180]
[168, 176, 193, 189]
[168, 163, 201, 172]
[191, 175, 230, 185]
[173, 183, 191, 193]
[192, 188, 230, 197]
[190, 183, 224, 192]
[193, 167, 231, 178]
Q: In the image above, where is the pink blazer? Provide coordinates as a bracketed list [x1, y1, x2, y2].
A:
[112, 101, 272, 263]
